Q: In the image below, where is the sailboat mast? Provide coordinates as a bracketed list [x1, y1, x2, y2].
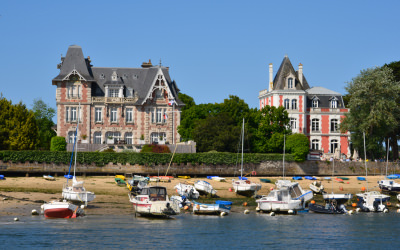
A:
[363, 132, 368, 192]
[386, 138, 389, 177]
[241, 118, 244, 178]
[283, 133, 285, 180]
[74, 103, 81, 177]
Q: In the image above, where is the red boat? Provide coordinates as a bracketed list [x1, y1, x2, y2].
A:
[42, 200, 84, 219]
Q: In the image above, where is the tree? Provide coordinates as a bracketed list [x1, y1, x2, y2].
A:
[286, 133, 309, 161]
[178, 93, 195, 111]
[32, 98, 56, 150]
[50, 136, 67, 151]
[341, 66, 400, 159]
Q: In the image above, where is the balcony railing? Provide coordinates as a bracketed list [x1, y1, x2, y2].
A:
[259, 89, 268, 96]
[92, 95, 139, 104]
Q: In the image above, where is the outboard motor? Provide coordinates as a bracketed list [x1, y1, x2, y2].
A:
[339, 204, 347, 213]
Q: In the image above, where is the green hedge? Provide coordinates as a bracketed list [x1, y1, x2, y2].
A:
[0, 151, 295, 166]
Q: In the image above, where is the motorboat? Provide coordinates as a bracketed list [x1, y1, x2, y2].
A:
[128, 186, 180, 217]
[193, 200, 231, 215]
[232, 119, 261, 196]
[309, 193, 352, 214]
[256, 180, 313, 213]
[309, 181, 324, 194]
[194, 180, 217, 197]
[174, 183, 200, 199]
[42, 200, 84, 219]
[378, 179, 400, 192]
[356, 191, 390, 212]
[127, 176, 148, 194]
[43, 175, 55, 181]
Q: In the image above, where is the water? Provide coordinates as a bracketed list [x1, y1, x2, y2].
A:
[1, 212, 400, 249]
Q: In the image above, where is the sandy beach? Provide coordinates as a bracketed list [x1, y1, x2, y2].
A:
[0, 175, 395, 217]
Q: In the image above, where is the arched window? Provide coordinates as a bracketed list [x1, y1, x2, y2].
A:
[311, 139, 319, 150]
[292, 99, 297, 110]
[288, 78, 293, 88]
[284, 99, 290, 109]
[106, 131, 121, 143]
[68, 131, 76, 143]
[150, 132, 166, 143]
[330, 99, 337, 108]
[311, 119, 319, 132]
[330, 139, 339, 154]
[124, 132, 133, 144]
[93, 132, 102, 144]
[312, 99, 319, 108]
[331, 119, 339, 132]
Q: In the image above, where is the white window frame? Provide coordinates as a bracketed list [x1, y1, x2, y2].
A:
[284, 99, 290, 109]
[156, 108, 162, 123]
[331, 119, 339, 132]
[150, 132, 166, 143]
[290, 118, 297, 130]
[68, 131, 76, 143]
[292, 99, 297, 110]
[311, 118, 319, 132]
[108, 88, 119, 97]
[95, 107, 102, 123]
[124, 132, 133, 144]
[311, 139, 319, 150]
[93, 132, 102, 144]
[71, 107, 77, 122]
[330, 100, 337, 109]
[312, 99, 319, 108]
[110, 107, 118, 123]
[66, 107, 69, 122]
[330, 139, 339, 154]
[126, 108, 133, 123]
[288, 78, 293, 88]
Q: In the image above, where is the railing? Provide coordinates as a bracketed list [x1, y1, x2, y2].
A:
[259, 89, 268, 96]
[92, 95, 138, 104]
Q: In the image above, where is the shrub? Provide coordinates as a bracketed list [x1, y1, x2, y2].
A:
[102, 148, 115, 153]
[50, 136, 67, 151]
[286, 133, 309, 162]
[140, 144, 171, 153]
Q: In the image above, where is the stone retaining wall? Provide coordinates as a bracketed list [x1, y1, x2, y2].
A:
[1, 160, 398, 177]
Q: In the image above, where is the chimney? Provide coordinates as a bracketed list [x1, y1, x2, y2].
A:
[269, 63, 273, 92]
[298, 63, 303, 85]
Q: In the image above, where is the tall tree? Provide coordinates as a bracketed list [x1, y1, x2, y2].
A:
[341, 66, 400, 159]
[32, 98, 56, 150]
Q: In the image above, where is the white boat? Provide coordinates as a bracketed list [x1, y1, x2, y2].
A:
[309, 181, 324, 194]
[42, 200, 84, 219]
[193, 201, 231, 215]
[62, 103, 96, 205]
[212, 177, 226, 182]
[194, 180, 217, 196]
[356, 132, 389, 212]
[322, 193, 353, 200]
[174, 183, 200, 199]
[43, 175, 55, 181]
[232, 119, 261, 196]
[128, 186, 180, 217]
[378, 141, 400, 191]
[127, 176, 148, 194]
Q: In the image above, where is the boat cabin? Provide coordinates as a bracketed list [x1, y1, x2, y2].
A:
[140, 186, 167, 201]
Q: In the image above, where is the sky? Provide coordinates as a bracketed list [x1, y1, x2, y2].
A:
[1, 1, 399, 119]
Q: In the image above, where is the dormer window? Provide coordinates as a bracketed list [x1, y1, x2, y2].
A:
[133, 74, 138, 79]
[312, 99, 319, 108]
[123, 74, 128, 79]
[100, 73, 105, 79]
[111, 71, 118, 81]
[330, 97, 338, 108]
[288, 78, 294, 88]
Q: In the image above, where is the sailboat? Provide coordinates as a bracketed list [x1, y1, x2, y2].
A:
[378, 139, 400, 191]
[62, 103, 96, 205]
[356, 132, 389, 212]
[232, 119, 261, 196]
[256, 133, 313, 214]
[309, 156, 352, 214]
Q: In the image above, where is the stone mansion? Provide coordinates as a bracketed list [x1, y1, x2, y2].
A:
[52, 45, 184, 146]
[258, 56, 350, 157]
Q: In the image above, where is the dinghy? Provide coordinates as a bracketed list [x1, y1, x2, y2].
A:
[192, 201, 231, 215]
[43, 175, 55, 181]
[194, 180, 217, 196]
[309, 181, 324, 194]
[42, 200, 84, 219]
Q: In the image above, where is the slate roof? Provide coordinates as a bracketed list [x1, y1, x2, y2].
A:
[306, 87, 345, 108]
[273, 56, 310, 90]
[52, 45, 183, 106]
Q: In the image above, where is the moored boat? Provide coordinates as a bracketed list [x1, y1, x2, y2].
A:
[42, 200, 84, 219]
[309, 193, 352, 214]
[356, 191, 390, 212]
[194, 180, 217, 196]
[43, 175, 55, 181]
[128, 186, 180, 217]
[192, 201, 231, 215]
[309, 181, 324, 194]
[174, 183, 200, 199]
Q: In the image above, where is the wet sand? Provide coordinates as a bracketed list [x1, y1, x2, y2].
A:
[0, 175, 393, 217]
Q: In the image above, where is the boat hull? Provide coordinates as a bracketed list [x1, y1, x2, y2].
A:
[62, 189, 96, 203]
[129, 193, 180, 218]
[193, 202, 231, 215]
[257, 199, 303, 212]
[308, 203, 345, 214]
[378, 179, 400, 192]
[42, 201, 83, 219]
[194, 181, 217, 196]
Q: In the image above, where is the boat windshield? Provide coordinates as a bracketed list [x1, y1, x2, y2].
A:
[289, 184, 302, 198]
[141, 187, 167, 201]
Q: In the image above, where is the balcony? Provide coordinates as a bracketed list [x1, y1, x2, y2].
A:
[259, 89, 268, 97]
[92, 95, 139, 104]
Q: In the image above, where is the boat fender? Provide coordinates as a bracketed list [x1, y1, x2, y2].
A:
[14, 217, 19, 221]
[251, 171, 257, 176]
[220, 212, 227, 216]
[356, 208, 361, 213]
[196, 205, 200, 210]
[397, 209, 400, 213]
[256, 207, 260, 212]
[383, 208, 389, 213]
[244, 210, 250, 214]
[269, 212, 275, 216]
[184, 205, 189, 210]
[31, 209, 39, 216]
[348, 210, 353, 215]
[288, 210, 294, 214]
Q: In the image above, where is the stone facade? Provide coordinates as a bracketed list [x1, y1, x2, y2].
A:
[259, 56, 350, 156]
[52, 45, 184, 146]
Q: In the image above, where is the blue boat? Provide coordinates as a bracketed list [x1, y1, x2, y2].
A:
[357, 177, 366, 181]
[238, 176, 248, 180]
[64, 174, 73, 179]
[305, 176, 316, 180]
[0, 175, 4, 180]
[387, 175, 399, 179]
[207, 176, 219, 180]
[215, 200, 233, 205]
[292, 176, 302, 180]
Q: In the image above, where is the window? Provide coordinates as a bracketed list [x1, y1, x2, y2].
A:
[71, 107, 77, 122]
[66, 106, 81, 122]
[330, 100, 337, 108]
[311, 118, 319, 132]
[124, 132, 133, 144]
[106, 132, 121, 142]
[110, 107, 118, 122]
[330, 139, 339, 154]
[155, 89, 163, 99]
[156, 108, 162, 123]
[100, 73, 105, 79]
[331, 119, 339, 132]
[311, 139, 319, 150]
[290, 118, 297, 130]
[284, 99, 290, 109]
[67, 84, 80, 98]
[68, 131, 76, 143]
[109, 89, 119, 97]
[312, 99, 319, 108]
[95, 107, 102, 122]
[127, 88, 134, 97]
[288, 78, 293, 88]
[150, 132, 166, 143]
[93, 132, 102, 144]
[66, 107, 69, 121]
[292, 99, 297, 110]
[126, 108, 133, 123]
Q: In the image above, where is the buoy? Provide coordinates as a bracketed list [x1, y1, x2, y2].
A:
[269, 212, 275, 216]
[339, 186, 343, 191]
[387, 202, 392, 207]
[81, 205, 85, 209]
[311, 200, 316, 204]
[346, 182, 350, 184]
[220, 212, 227, 216]
[196, 205, 200, 210]
[184, 205, 189, 210]
[270, 187, 274, 191]
[352, 203, 357, 207]
[244, 210, 250, 214]
[348, 210, 354, 215]
[14, 217, 19, 221]
[243, 202, 248, 206]
[229, 188, 232, 192]
[31, 209, 39, 215]
[288, 210, 294, 214]
[356, 208, 361, 213]
[361, 186, 366, 191]
[256, 207, 260, 212]
[397, 209, 400, 213]
[397, 204, 400, 208]
[383, 209, 389, 213]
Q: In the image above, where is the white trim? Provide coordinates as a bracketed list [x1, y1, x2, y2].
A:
[62, 69, 87, 81]
[141, 68, 175, 105]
